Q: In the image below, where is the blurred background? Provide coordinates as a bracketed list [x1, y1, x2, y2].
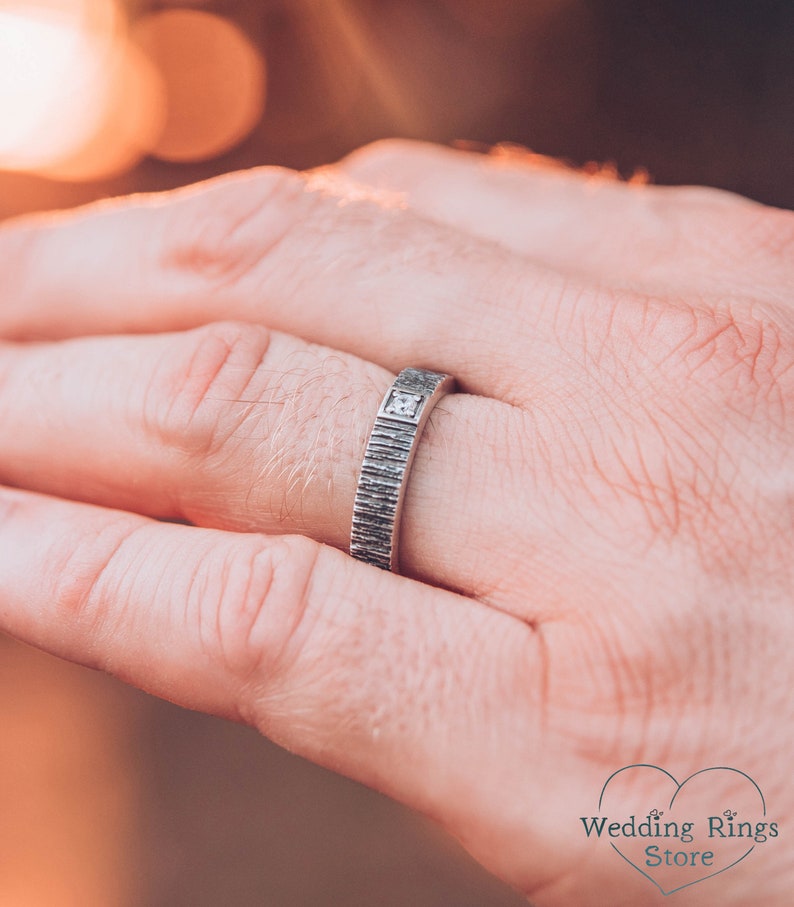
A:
[1, 1, 792, 904]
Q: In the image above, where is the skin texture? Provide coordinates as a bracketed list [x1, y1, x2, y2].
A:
[0, 139, 793, 904]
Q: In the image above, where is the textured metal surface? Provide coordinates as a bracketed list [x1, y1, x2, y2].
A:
[350, 368, 455, 572]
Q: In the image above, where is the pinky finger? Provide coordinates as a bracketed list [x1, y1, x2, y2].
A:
[0, 487, 541, 825]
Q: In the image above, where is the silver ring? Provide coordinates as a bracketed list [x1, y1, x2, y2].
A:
[350, 367, 456, 572]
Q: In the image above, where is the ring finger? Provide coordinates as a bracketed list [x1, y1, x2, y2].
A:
[0, 322, 527, 596]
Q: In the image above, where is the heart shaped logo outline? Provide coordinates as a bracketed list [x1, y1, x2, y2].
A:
[598, 764, 766, 896]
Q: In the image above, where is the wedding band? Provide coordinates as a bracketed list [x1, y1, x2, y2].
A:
[350, 367, 456, 572]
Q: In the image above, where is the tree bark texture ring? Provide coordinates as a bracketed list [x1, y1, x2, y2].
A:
[350, 367, 456, 572]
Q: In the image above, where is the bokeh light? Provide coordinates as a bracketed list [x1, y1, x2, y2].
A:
[0, 2, 265, 180]
[132, 9, 266, 163]
[0, 0, 117, 173]
[39, 36, 166, 182]
[0, 0, 167, 181]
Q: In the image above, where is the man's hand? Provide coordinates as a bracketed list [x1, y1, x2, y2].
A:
[0, 140, 792, 904]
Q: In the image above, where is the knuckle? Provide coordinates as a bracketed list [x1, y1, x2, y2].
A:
[159, 166, 312, 290]
[584, 296, 794, 546]
[146, 321, 272, 459]
[50, 516, 144, 637]
[668, 189, 794, 271]
[342, 137, 424, 173]
[650, 300, 794, 539]
[661, 300, 794, 414]
[145, 323, 387, 532]
[206, 535, 321, 702]
[733, 205, 794, 260]
[661, 183, 746, 210]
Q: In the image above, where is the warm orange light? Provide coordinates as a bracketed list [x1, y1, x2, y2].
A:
[0, 640, 139, 907]
[0, 3, 110, 171]
[0, 0, 165, 181]
[132, 10, 266, 163]
[41, 39, 166, 182]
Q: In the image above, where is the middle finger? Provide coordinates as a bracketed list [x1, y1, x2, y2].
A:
[0, 166, 587, 403]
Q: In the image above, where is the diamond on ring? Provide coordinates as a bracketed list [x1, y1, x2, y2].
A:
[385, 391, 423, 418]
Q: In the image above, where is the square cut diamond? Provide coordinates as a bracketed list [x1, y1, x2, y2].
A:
[385, 391, 423, 418]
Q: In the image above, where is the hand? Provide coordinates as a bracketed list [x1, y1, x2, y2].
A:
[1, 140, 792, 905]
